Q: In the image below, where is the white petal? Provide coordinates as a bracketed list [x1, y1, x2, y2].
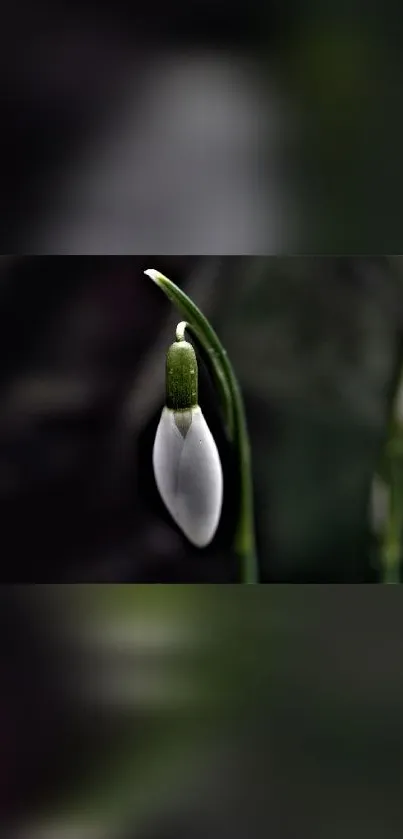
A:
[153, 407, 188, 514]
[153, 406, 223, 547]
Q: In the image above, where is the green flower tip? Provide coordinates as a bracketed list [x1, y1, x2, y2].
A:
[166, 339, 198, 411]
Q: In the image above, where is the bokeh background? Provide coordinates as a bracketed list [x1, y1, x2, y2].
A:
[3, 5, 403, 835]
[3, 585, 403, 838]
[1, 255, 403, 582]
[2, 1, 403, 251]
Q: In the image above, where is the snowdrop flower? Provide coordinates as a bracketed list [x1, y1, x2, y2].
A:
[153, 329, 223, 547]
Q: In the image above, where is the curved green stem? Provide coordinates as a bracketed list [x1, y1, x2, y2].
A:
[378, 340, 403, 584]
[381, 436, 403, 585]
[381, 454, 402, 584]
[145, 268, 258, 584]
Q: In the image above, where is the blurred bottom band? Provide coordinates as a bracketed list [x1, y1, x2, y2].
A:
[2, 584, 403, 839]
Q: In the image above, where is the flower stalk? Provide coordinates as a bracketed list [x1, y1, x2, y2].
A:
[378, 343, 403, 584]
[380, 427, 403, 585]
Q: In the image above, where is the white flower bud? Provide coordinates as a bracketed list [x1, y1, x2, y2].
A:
[153, 405, 223, 547]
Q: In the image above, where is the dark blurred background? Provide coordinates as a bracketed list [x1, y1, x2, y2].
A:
[3, 585, 403, 839]
[1, 255, 403, 583]
[1, 1, 403, 251]
[3, 5, 403, 836]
